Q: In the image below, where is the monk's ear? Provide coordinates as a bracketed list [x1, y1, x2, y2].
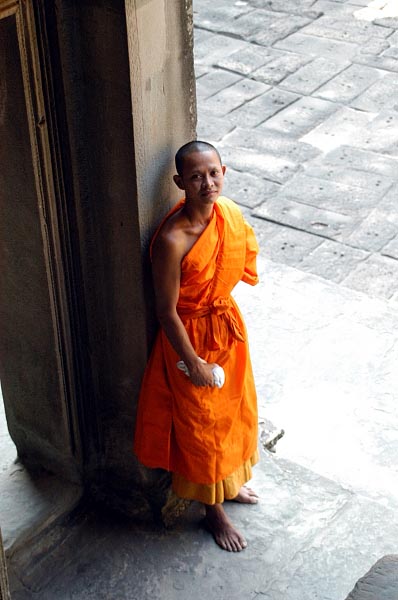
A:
[173, 174, 185, 190]
[222, 165, 226, 175]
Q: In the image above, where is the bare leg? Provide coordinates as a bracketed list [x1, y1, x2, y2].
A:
[231, 485, 259, 504]
[204, 503, 247, 552]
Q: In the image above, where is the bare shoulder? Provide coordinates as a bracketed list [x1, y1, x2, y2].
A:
[152, 209, 189, 263]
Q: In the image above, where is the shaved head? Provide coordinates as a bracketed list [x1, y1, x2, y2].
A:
[175, 140, 222, 176]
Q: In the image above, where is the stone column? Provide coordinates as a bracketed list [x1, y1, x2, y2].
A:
[0, 528, 10, 600]
[0, 0, 196, 517]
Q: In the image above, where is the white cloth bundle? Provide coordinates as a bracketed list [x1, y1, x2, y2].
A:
[176, 358, 225, 388]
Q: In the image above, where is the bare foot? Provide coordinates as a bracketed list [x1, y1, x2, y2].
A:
[204, 504, 247, 552]
[231, 485, 259, 504]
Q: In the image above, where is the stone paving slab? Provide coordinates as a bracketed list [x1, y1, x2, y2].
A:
[223, 127, 320, 163]
[195, 69, 242, 101]
[259, 97, 339, 137]
[274, 173, 385, 216]
[9, 257, 398, 600]
[228, 87, 299, 127]
[253, 195, 360, 240]
[341, 253, 398, 299]
[314, 63, 384, 103]
[279, 56, 351, 95]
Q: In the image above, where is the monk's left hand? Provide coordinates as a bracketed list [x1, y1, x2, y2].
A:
[189, 360, 216, 387]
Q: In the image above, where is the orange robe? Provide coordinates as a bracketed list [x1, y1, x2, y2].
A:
[134, 196, 259, 492]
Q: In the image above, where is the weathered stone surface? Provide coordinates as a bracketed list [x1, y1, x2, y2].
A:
[301, 106, 377, 152]
[302, 164, 395, 195]
[342, 254, 398, 299]
[314, 63, 383, 103]
[299, 239, 369, 282]
[193, 4, 254, 33]
[202, 78, 269, 116]
[216, 44, 278, 76]
[280, 56, 351, 95]
[280, 173, 384, 216]
[382, 234, 398, 260]
[302, 14, 392, 44]
[216, 8, 286, 39]
[312, 146, 398, 180]
[253, 196, 359, 240]
[260, 97, 338, 136]
[252, 52, 311, 85]
[196, 112, 238, 142]
[345, 555, 398, 600]
[194, 31, 247, 67]
[222, 168, 281, 209]
[229, 87, 299, 127]
[195, 69, 242, 101]
[256, 225, 323, 267]
[224, 127, 320, 163]
[249, 0, 318, 14]
[217, 145, 299, 183]
[345, 210, 398, 252]
[275, 32, 360, 60]
[249, 15, 312, 47]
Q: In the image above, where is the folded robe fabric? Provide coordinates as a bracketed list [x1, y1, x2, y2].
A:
[134, 196, 259, 486]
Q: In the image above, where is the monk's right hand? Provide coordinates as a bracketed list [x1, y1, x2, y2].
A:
[189, 360, 216, 387]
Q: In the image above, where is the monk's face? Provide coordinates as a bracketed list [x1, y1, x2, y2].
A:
[173, 150, 226, 205]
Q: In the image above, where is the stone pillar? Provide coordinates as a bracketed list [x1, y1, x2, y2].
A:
[0, 528, 10, 600]
[0, 0, 196, 517]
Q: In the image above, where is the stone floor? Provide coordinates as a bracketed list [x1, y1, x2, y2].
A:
[2, 0, 398, 598]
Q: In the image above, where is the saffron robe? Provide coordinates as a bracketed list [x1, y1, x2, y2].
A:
[134, 196, 259, 486]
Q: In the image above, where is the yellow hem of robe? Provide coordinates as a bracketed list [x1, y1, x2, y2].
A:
[171, 449, 259, 505]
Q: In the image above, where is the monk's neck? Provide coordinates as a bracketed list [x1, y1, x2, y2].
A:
[183, 201, 214, 227]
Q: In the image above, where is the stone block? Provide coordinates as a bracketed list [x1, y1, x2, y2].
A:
[382, 234, 398, 260]
[253, 196, 359, 240]
[193, 31, 247, 67]
[193, 4, 254, 33]
[302, 14, 392, 44]
[195, 69, 242, 101]
[196, 113, 238, 143]
[301, 106, 377, 153]
[280, 56, 351, 95]
[217, 8, 286, 39]
[216, 45, 279, 76]
[353, 111, 398, 157]
[224, 127, 320, 163]
[299, 239, 370, 283]
[350, 73, 398, 112]
[249, 0, 318, 15]
[302, 164, 395, 195]
[346, 208, 398, 252]
[218, 145, 299, 183]
[229, 87, 299, 127]
[256, 225, 323, 267]
[354, 51, 398, 73]
[314, 146, 398, 180]
[202, 78, 269, 116]
[249, 16, 312, 47]
[375, 18, 398, 29]
[222, 168, 281, 208]
[275, 32, 360, 61]
[260, 97, 338, 137]
[314, 64, 383, 103]
[252, 52, 311, 85]
[281, 174, 383, 216]
[345, 555, 398, 600]
[342, 254, 398, 299]
[311, 1, 358, 16]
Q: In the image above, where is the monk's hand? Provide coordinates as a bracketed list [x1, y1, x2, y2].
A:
[189, 359, 216, 387]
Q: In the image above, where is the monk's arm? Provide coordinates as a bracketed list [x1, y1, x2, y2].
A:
[152, 234, 215, 387]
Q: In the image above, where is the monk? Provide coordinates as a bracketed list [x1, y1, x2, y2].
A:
[134, 141, 260, 552]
